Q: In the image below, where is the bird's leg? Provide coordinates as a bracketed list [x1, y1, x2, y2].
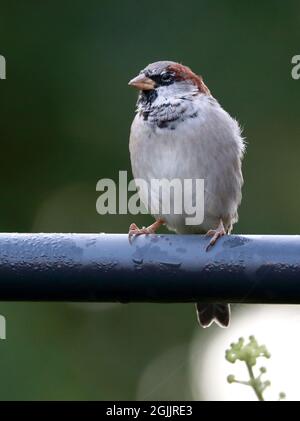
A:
[205, 219, 227, 251]
[128, 219, 165, 242]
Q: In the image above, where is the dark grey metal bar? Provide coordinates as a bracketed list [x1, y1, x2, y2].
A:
[0, 233, 300, 303]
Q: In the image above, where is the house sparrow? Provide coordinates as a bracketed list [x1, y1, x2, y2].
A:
[128, 61, 245, 328]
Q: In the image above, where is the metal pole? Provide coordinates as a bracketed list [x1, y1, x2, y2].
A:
[0, 233, 300, 303]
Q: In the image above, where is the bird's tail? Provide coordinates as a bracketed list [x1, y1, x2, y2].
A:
[196, 303, 230, 328]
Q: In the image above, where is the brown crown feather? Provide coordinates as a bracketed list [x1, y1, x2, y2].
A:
[167, 63, 211, 95]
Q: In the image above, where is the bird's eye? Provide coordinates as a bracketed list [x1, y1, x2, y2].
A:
[160, 72, 173, 84]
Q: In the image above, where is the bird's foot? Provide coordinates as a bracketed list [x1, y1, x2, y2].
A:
[128, 219, 164, 243]
[205, 220, 226, 251]
[128, 223, 154, 237]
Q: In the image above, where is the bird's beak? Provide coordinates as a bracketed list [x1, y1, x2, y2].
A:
[128, 74, 155, 91]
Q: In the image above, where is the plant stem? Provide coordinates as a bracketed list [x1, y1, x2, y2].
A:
[246, 363, 264, 401]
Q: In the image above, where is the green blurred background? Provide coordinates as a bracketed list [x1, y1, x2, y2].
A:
[0, 0, 299, 400]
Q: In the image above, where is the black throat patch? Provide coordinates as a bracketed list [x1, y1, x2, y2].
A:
[138, 93, 195, 130]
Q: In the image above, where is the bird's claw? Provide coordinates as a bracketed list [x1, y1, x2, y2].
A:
[128, 223, 153, 243]
[205, 226, 226, 251]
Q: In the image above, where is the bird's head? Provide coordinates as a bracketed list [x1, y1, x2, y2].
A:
[128, 61, 210, 106]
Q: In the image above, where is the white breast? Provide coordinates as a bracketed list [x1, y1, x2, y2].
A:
[129, 95, 244, 234]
